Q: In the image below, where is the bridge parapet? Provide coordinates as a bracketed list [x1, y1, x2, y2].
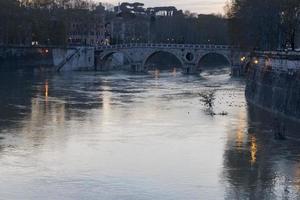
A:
[250, 51, 300, 73]
[96, 43, 234, 51]
[254, 50, 300, 59]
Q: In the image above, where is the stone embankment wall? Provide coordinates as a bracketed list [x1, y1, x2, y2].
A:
[0, 46, 94, 71]
[245, 51, 300, 121]
[0, 46, 53, 70]
[53, 47, 94, 71]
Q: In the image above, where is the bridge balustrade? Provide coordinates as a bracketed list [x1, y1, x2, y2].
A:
[96, 43, 233, 51]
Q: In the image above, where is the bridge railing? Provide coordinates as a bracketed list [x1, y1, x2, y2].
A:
[96, 43, 233, 50]
[254, 50, 300, 57]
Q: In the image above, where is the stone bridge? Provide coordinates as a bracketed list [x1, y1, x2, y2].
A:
[95, 43, 247, 75]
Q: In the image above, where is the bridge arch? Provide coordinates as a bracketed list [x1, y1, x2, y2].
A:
[100, 51, 132, 70]
[101, 50, 132, 62]
[142, 50, 184, 71]
[197, 52, 232, 71]
[96, 44, 240, 73]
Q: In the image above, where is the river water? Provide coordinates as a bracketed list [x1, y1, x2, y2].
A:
[0, 69, 300, 200]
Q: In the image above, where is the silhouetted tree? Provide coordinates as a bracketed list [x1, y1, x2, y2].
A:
[226, 0, 300, 50]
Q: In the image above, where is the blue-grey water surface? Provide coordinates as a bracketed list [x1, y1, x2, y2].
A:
[0, 69, 300, 200]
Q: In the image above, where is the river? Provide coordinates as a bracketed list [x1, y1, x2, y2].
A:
[0, 68, 299, 199]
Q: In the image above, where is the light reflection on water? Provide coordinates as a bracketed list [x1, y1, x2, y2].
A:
[0, 69, 299, 199]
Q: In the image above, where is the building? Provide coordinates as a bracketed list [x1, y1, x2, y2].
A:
[146, 6, 183, 17]
[109, 15, 150, 44]
[106, 3, 184, 45]
[107, 3, 151, 44]
[67, 4, 106, 46]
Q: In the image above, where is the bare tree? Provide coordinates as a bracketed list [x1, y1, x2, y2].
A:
[199, 90, 216, 109]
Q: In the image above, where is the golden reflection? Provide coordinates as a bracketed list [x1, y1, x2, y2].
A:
[250, 136, 257, 165]
[24, 97, 66, 137]
[236, 128, 244, 150]
[235, 111, 246, 151]
[154, 69, 160, 79]
[100, 84, 113, 128]
[293, 164, 300, 192]
[45, 80, 49, 104]
[172, 68, 177, 77]
[101, 85, 112, 116]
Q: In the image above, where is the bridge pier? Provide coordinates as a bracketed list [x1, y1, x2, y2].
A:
[130, 63, 145, 72]
[231, 65, 243, 76]
[182, 64, 197, 74]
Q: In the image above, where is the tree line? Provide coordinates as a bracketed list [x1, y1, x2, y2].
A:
[226, 0, 300, 50]
[151, 13, 228, 44]
[0, 0, 229, 46]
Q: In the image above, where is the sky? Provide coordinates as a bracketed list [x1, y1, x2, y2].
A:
[99, 0, 227, 14]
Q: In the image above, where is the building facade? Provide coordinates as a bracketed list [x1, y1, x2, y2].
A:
[67, 5, 106, 46]
[105, 3, 184, 45]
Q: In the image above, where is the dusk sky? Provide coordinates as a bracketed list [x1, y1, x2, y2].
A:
[100, 0, 227, 14]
